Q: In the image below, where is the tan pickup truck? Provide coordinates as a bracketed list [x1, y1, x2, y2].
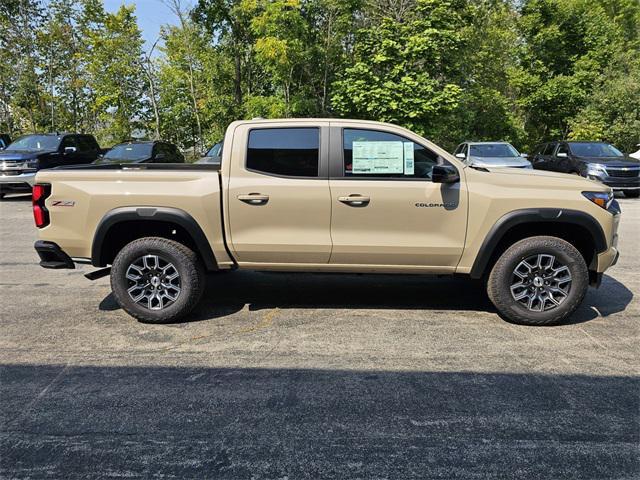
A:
[32, 119, 621, 326]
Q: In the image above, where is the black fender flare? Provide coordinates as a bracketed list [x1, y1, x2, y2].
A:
[91, 206, 218, 270]
[469, 208, 607, 279]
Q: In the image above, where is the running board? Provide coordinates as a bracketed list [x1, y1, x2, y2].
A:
[85, 267, 111, 281]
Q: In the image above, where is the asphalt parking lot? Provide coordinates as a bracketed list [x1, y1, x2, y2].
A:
[0, 194, 638, 479]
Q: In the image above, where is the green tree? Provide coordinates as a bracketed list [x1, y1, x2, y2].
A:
[331, 0, 464, 139]
[159, 9, 234, 152]
[512, 0, 630, 148]
[569, 52, 640, 152]
[0, 0, 47, 134]
[84, 4, 147, 144]
[39, 0, 93, 133]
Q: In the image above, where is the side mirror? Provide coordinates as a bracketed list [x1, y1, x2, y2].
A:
[520, 153, 529, 158]
[455, 153, 466, 159]
[64, 146, 77, 154]
[557, 152, 568, 158]
[432, 164, 460, 184]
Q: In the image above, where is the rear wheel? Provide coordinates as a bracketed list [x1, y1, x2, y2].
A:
[111, 237, 205, 323]
[487, 236, 588, 325]
[623, 190, 639, 198]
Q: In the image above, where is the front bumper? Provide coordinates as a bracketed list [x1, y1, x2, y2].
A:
[586, 171, 640, 190]
[597, 246, 619, 272]
[0, 170, 36, 191]
[34, 241, 75, 269]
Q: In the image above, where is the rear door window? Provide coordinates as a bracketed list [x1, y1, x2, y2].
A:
[247, 128, 319, 177]
[76, 136, 96, 152]
[60, 136, 77, 151]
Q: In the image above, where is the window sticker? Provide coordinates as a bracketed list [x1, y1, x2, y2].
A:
[403, 142, 414, 175]
[352, 141, 404, 174]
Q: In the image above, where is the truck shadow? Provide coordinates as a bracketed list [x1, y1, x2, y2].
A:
[185, 271, 631, 326]
[99, 272, 632, 326]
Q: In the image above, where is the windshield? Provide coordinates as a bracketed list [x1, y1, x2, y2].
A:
[205, 142, 222, 158]
[569, 142, 623, 157]
[103, 143, 153, 162]
[470, 144, 519, 157]
[7, 135, 61, 152]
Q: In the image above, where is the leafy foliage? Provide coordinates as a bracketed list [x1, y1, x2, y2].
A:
[1, 0, 638, 153]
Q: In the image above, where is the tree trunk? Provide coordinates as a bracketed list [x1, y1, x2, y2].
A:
[234, 46, 243, 106]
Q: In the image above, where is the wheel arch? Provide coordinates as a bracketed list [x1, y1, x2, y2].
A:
[91, 207, 218, 271]
[470, 208, 606, 281]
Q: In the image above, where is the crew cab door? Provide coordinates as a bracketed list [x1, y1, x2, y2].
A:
[327, 125, 467, 270]
[226, 123, 332, 264]
[554, 143, 572, 173]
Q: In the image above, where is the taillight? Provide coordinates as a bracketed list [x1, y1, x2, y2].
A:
[32, 184, 51, 228]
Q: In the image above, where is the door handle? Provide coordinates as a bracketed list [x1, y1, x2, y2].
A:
[238, 193, 269, 205]
[338, 195, 370, 207]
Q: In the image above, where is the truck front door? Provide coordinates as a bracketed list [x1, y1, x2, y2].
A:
[227, 124, 332, 264]
[328, 126, 468, 271]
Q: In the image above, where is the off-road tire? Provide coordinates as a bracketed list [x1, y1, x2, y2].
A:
[111, 237, 205, 323]
[487, 236, 588, 326]
[623, 190, 639, 198]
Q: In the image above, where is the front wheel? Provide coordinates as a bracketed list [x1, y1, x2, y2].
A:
[623, 190, 639, 198]
[487, 236, 588, 326]
[111, 237, 205, 323]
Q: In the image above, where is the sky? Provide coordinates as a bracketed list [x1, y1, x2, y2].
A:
[102, 0, 184, 51]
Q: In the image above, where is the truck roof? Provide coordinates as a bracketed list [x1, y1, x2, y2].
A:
[231, 118, 402, 128]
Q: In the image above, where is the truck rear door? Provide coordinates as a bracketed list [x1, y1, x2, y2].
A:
[226, 123, 332, 264]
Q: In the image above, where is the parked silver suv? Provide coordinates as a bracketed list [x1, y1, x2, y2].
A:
[453, 141, 532, 169]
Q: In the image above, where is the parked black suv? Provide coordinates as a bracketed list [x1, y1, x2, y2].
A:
[0, 133, 102, 198]
[0, 134, 11, 150]
[530, 141, 640, 198]
[94, 141, 184, 165]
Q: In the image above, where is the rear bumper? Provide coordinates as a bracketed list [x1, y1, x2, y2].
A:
[34, 241, 75, 269]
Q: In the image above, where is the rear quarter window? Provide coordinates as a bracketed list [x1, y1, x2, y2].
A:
[246, 128, 319, 177]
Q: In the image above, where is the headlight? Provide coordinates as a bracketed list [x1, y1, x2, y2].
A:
[26, 160, 39, 169]
[586, 164, 606, 176]
[582, 190, 613, 210]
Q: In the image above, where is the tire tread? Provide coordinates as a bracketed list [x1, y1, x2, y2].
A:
[487, 236, 588, 326]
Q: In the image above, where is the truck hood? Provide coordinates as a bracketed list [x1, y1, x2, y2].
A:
[474, 165, 609, 192]
[0, 150, 54, 161]
[469, 156, 531, 168]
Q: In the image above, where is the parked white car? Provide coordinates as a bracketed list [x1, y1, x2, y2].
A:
[453, 141, 532, 169]
[630, 144, 640, 160]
